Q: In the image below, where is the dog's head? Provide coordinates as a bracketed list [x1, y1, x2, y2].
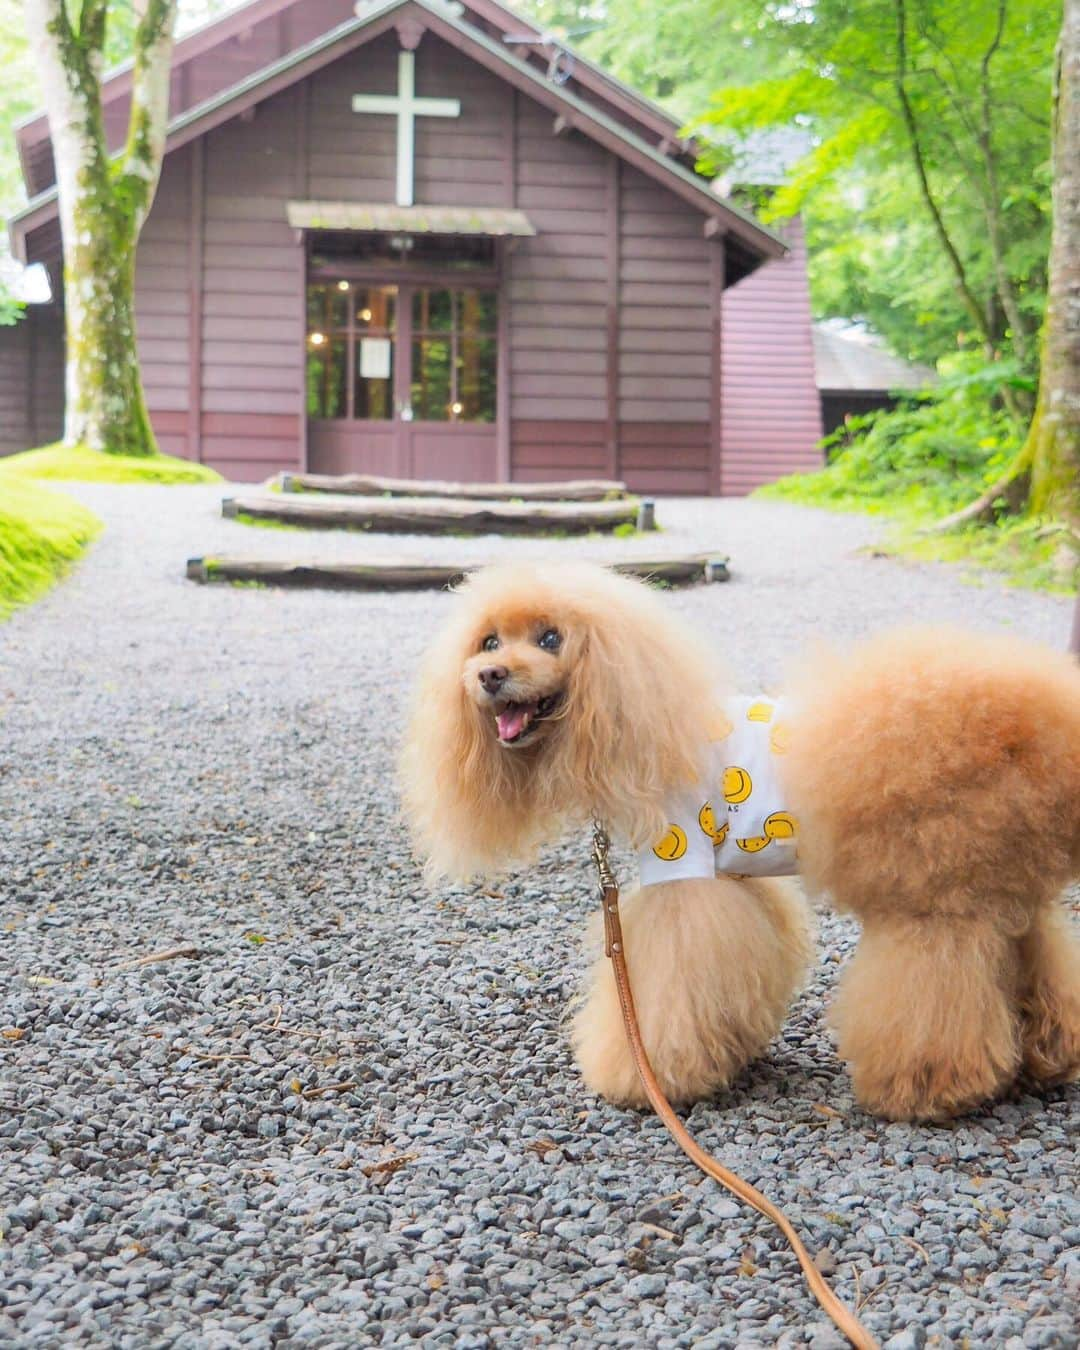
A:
[461, 590, 573, 751]
[400, 562, 724, 881]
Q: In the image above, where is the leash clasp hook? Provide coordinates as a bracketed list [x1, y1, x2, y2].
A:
[591, 819, 621, 957]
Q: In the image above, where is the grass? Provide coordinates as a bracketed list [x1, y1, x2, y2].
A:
[0, 478, 102, 621]
[0, 442, 222, 485]
[882, 516, 1077, 593]
[759, 472, 1078, 595]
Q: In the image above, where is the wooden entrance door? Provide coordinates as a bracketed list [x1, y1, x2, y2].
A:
[306, 279, 498, 481]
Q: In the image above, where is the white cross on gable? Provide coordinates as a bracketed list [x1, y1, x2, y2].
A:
[352, 51, 461, 207]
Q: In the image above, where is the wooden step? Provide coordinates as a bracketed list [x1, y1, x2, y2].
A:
[186, 554, 730, 591]
[224, 492, 644, 535]
[276, 472, 629, 502]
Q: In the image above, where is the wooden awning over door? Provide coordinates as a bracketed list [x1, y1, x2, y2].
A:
[287, 201, 537, 236]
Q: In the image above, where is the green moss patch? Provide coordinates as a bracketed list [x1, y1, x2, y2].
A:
[879, 518, 1077, 594]
[0, 443, 222, 485]
[0, 479, 103, 620]
[234, 512, 306, 532]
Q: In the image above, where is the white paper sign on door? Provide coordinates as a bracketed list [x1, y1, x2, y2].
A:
[360, 337, 392, 380]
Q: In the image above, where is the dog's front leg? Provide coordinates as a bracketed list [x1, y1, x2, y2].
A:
[569, 875, 812, 1107]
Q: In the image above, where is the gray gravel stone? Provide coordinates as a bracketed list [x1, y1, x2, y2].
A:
[0, 485, 1076, 1348]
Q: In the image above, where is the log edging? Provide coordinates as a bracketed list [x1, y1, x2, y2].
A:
[275, 472, 630, 502]
[222, 493, 643, 536]
[185, 554, 731, 591]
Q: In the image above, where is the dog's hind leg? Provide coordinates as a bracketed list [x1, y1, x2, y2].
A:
[1017, 902, 1080, 1088]
[830, 914, 1023, 1121]
[569, 876, 812, 1107]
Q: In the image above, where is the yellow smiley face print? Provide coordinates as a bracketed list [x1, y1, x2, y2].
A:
[746, 701, 774, 723]
[736, 835, 771, 854]
[764, 810, 798, 840]
[698, 802, 730, 847]
[723, 766, 753, 804]
[652, 824, 688, 861]
[770, 722, 792, 755]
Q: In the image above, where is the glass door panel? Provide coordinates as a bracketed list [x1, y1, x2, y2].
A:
[411, 337, 452, 421]
[353, 286, 396, 420]
[306, 281, 398, 420]
[409, 288, 496, 424]
[306, 279, 495, 425]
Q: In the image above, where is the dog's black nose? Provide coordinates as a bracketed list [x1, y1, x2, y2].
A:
[479, 665, 508, 694]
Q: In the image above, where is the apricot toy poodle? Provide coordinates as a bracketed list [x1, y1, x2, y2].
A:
[400, 562, 1080, 1121]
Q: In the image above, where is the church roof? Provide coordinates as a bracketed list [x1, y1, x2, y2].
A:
[15, 0, 697, 199]
[10, 0, 784, 269]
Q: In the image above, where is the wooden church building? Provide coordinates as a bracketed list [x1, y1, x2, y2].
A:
[5, 0, 824, 493]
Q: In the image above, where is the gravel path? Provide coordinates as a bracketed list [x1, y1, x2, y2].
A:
[1, 484, 1077, 1350]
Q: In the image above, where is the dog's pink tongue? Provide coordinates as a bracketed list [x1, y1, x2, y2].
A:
[497, 704, 533, 741]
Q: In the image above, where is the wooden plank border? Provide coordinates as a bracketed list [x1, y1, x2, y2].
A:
[222, 491, 641, 534]
[187, 553, 730, 590]
[278, 471, 628, 500]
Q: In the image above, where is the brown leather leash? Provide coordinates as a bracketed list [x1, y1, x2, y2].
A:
[591, 821, 879, 1350]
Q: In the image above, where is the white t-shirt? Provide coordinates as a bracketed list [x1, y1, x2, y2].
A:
[637, 695, 799, 886]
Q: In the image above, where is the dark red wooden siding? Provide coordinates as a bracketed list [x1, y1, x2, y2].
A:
[0, 305, 64, 457]
[134, 147, 191, 449]
[616, 168, 712, 494]
[719, 217, 823, 493]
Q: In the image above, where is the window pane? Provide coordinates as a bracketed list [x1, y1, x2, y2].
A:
[411, 338, 452, 421]
[307, 282, 347, 330]
[355, 336, 394, 419]
[306, 336, 346, 418]
[456, 337, 497, 422]
[355, 286, 397, 332]
[460, 289, 496, 333]
[413, 289, 453, 333]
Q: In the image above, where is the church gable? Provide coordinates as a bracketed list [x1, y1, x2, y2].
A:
[304, 30, 513, 210]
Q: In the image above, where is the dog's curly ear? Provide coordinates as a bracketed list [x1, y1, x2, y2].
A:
[398, 603, 543, 882]
[558, 577, 723, 848]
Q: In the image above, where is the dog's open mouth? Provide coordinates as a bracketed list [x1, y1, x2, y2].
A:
[495, 693, 561, 744]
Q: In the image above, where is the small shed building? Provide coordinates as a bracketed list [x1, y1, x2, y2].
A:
[814, 325, 937, 440]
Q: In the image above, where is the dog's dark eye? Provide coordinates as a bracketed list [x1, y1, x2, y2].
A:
[537, 628, 561, 652]
[481, 633, 500, 652]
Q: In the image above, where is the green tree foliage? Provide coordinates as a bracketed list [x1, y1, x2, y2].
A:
[529, 1, 1055, 375]
[0, 1, 41, 213]
[526, 0, 787, 116]
[769, 355, 1032, 517]
[693, 0, 1057, 379]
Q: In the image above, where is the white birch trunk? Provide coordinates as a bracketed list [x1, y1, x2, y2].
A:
[22, 0, 178, 455]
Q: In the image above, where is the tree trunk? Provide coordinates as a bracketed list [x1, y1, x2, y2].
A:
[1023, 0, 1080, 534]
[63, 186, 158, 455]
[24, 0, 178, 456]
[976, 0, 1035, 381]
[931, 0, 1079, 538]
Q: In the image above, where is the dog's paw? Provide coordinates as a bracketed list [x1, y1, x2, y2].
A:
[1020, 993, 1080, 1088]
[848, 1051, 1019, 1123]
